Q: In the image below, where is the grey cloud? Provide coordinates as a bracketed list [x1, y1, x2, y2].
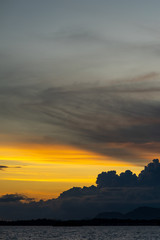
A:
[0, 188, 158, 220]
[96, 170, 138, 188]
[0, 194, 34, 203]
[59, 185, 97, 199]
[139, 159, 160, 186]
[0, 76, 160, 162]
[96, 159, 160, 188]
[47, 159, 160, 218]
[128, 72, 160, 82]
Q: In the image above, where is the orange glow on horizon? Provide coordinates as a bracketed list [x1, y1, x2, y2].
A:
[0, 141, 144, 200]
[0, 142, 138, 167]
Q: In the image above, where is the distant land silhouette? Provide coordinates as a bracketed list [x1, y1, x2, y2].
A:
[1, 207, 160, 226]
[96, 206, 160, 220]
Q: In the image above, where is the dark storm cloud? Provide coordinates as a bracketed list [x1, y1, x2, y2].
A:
[1, 159, 160, 220]
[96, 159, 160, 188]
[0, 74, 160, 162]
[139, 159, 160, 186]
[96, 170, 138, 188]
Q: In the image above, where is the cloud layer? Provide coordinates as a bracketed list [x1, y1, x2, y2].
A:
[0, 74, 160, 163]
[0, 194, 33, 203]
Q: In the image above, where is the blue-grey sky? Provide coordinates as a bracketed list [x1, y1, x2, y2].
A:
[1, 0, 160, 85]
[1, 0, 160, 164]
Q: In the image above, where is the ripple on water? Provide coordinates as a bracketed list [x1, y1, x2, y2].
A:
[0, 226, 160, 240]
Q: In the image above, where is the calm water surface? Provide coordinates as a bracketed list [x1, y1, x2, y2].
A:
[0, 226, 160, 240]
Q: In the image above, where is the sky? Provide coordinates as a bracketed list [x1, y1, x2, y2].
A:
[1, 0, 160, 218]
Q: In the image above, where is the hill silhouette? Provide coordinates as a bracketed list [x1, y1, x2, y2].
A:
[1, 206, 160, 226]
[96, 206, 160, 220]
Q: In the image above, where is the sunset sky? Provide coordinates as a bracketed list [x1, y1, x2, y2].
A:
[1, 0, 160, 203]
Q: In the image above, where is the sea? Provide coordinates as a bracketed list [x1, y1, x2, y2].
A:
[0, 226, 160, 240]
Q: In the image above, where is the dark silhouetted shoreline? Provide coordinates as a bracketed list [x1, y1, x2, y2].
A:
[1, 218, 160, 226]
[2, 206, 160, 226]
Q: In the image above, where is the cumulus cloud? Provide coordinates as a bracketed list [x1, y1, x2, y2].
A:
[96, 159, 160, 188]
[139, 159, 160, 186]
[96, 170, 138, 188]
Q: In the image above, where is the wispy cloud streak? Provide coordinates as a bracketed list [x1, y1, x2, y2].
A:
[0, 73, 160, 163]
